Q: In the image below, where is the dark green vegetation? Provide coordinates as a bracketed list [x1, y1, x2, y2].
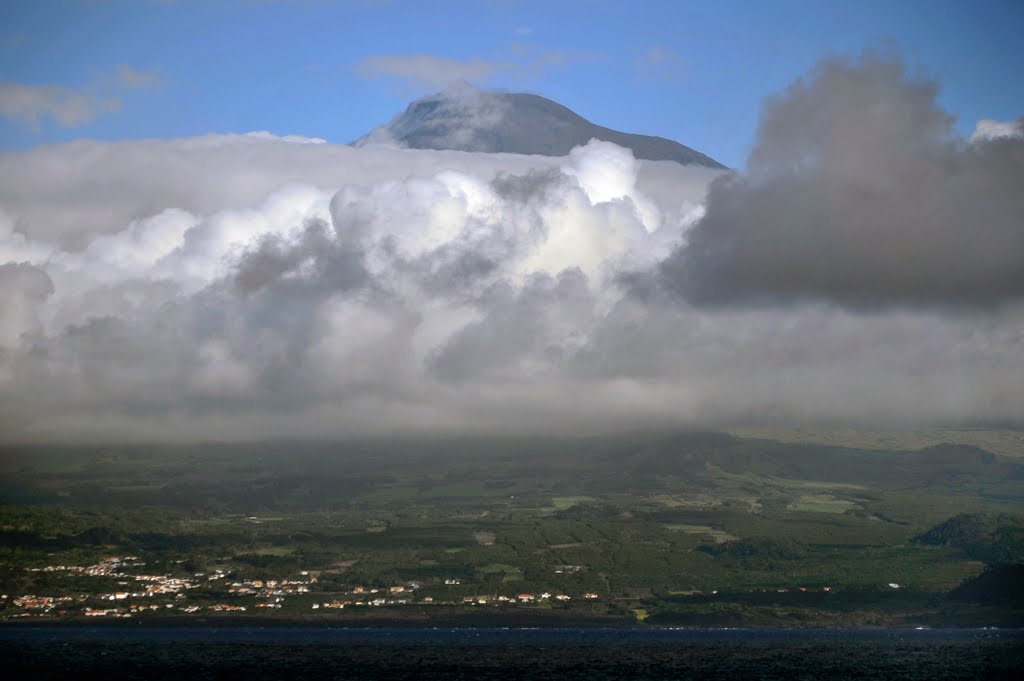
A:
[913, 512, 1024, 564]
[1, 432, 1022, 626]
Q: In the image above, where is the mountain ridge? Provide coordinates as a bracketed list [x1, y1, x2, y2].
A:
[356, 83, 726, 169]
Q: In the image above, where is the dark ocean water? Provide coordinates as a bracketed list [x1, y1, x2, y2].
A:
[1, 627, 1021, 680]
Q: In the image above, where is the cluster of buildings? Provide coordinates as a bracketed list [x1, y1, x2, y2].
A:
[553, 565, 584, 574]
[27, 555, 144, 577]
[5, 557, 237, 619]
[92, 573, 197, 601]
[82, 603, 183, 618]
[312, 583, 417, 609]
[84, 608, 127, 617]
[457, 591, 598, 606]
[11, 595, 76, 613]
[6, 593, 177, 619]
[226, 576, 314, 598]
[5, 557, 331, 619]
[308, 589, 602, 610]
[208, 604, 247, 612]
[24, 555, 201, 602]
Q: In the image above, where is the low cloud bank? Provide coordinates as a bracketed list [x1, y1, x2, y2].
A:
[1, 54, 1022, 442]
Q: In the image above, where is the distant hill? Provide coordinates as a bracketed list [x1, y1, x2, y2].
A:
[724, 427, 1024, 459]
[914, 513, 998, 548]
[914, 513, 1024, 564]
[356, 81, 727, 169]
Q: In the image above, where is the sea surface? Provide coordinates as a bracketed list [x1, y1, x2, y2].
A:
[1, 626, 1021, 680]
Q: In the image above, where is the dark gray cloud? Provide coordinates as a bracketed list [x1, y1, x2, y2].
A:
[491, 167, 566, 203]
[660, 52, 1024, 308]
[428, 269, 593, 382]
[233, 218, 369, 295]
[0, 261, 53, 347]
[0, 261, 53, 300]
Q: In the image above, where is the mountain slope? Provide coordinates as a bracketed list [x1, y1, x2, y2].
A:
[356, 83, 726, 169]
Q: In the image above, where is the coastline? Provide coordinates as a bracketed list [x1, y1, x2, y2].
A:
[2, 607, 1021, 630]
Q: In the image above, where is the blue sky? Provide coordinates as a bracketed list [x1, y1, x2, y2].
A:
[1, 0, 1022, 167]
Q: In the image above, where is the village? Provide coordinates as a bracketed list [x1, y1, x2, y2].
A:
[1, 555, 611, 619]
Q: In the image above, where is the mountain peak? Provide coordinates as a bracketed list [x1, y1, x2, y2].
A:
[355, 87, 726, 169]
[438, 78, 483, 98]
